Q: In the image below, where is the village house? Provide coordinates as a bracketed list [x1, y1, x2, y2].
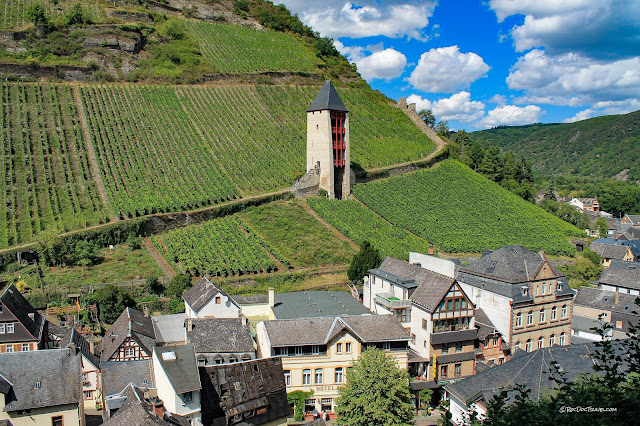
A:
[457, 246, 575, 353]
[598, 263, 640, 295]
[444, 342, 614, 424]
[61, 328, 101, 411]
[256, 315, 409, 418]
[0, 284, 46, 353]
[621, 214, 640, 228]
[0, 348, 84, 426]
[99, 307, 157, 417]
[364, 255, 478, 386]
[199, 357, 290, 425]
[185, 318, 255, 365]
[102, 383, 189, 426]
[152, 344, 202, 425]
[569, 197, 600, 212]
[591, 242, 635, 266]
[572, 286, 638, 342]
[474, 308, 510, 368]
[183, 277, 240, 319]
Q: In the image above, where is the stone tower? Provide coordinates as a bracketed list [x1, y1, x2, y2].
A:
[306, 80, 350, 199]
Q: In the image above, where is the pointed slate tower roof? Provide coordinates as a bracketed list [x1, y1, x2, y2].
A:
[306, 80, 349, 113]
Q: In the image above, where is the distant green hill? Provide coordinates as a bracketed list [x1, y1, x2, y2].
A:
[470, 110, 640, 180]
[352, 160, 582, 255]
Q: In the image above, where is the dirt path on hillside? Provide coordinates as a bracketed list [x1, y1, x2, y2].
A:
[71, 85, 117, 221]
[301, 203, 360, 251]
[142, 237, 176, 278]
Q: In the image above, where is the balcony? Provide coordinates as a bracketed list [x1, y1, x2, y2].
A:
[375, 293, 411, 309]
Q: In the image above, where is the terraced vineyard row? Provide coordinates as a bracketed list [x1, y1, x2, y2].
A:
[353, 160, 581, 255]
[307, 197, 432, 259]
[186, 20, 319, 74]
[151, 215, 290, 277]
[0, 83, 107, 248]
[0, 0, 104, 29]
[80, 84, 238, 217]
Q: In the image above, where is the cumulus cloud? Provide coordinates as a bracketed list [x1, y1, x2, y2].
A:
[407, 92, 485, 122]
[489, 0, 640, 59]
[564, 99, 640, 122]
[334, 41, 407, 81]
[506, 49, 640, 105]
[489, 94, 507, 105]
[279, 1, 436, 39]
[563, 109, 595, 123]
[408, 46, 490, 93]
[478, 105, 542, 128]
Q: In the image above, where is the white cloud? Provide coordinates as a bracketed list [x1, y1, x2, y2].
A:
[564, 98, 640, 122]
[407, 92, 485, 122]
[489, 94, 507, 105]
[507, 49, 640, 104]
[334, 41, 407, 81]
[279, 1, 436, 39]
[489, 0, 640, 59]
[563, 109, 594, 123]
[478, 105, 543, 128]
[408, 46, 490, 93]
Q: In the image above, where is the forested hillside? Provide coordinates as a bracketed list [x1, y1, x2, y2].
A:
[470, 110, 640, 180]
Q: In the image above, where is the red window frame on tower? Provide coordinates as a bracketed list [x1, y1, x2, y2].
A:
[330, 111, 346, 167]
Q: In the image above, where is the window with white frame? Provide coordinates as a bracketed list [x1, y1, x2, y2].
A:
[5, 345, 13, 353]
[382, 342, 390, 351]
[21, 343, 29, 352]
[551, 306, 557, 320]
[6, 323, 14, 333]
[549, 334, 556, 346]
[538, 336, 544, 349]
[527, 311, 533, 325]
[314, 369, 323, 384]
[302, 370, 311, 385]
[525, 339, 532, 352]
[560, 332, 566, 345]
[125, 346, 135, 358]
[0, 323, 4, 333]
[182, 391, 193, 404]
[515, 312, 522, 327]
[336, 343, 342, 354]
[283, 370, 291, 386]
[312, 345, 320, 355]
[345, 342, 352, 353]
[561, 305, 567, 318]
[540, 309, 545, 322]
[295, 346, 303, 356]
[335, 367, 343, 383]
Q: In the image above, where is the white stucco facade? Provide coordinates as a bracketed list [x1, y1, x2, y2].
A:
[152, 350, 202, 425]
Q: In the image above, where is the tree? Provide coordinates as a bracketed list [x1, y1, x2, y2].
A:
[65, 3, 87, 26]
[479, 145, 503, 182]
[418, 109, 436, 129]
[595, 217, 609, 237]
[25, 4, 49, 27]
[92, 285, 136, 324]
[315, 36, 339, 57]
[347, 241, 382, 283]
[543, 181, 557, 201]
[165, 274, 193, 297]
[436, 120, 451, 139]
[71, 240, 102, 267]
[145, 276, 164, 296]
[336, 348, 414, 426]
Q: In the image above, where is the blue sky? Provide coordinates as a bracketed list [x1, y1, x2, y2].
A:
[280, 0, 640, 131]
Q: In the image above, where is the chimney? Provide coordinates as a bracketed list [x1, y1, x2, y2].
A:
[186, 318, 194, 332]
[153, 402, 164, 418]
[268, 288, 275, 308]
[428, 245, 434, 255]
[615, 291, 620, 305]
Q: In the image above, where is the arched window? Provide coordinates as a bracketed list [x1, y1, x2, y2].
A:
[539, 309, 546, 322]
[302, 369, 311, 385]
[525, 339, 532, 352]
[561, 305, 568, 318]
[515, 312, 522, 327]
[559, 332, 566, 345]
[125, 346, 135, 358]
[527, 311, 533, 325]
[549, 334, 556, 346]
[538, 336, 544, 349]
[515, 341, 521, 351]
[551, 306, 557, 320]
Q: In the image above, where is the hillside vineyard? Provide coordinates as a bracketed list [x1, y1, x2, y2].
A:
[0, 82, 435, 248]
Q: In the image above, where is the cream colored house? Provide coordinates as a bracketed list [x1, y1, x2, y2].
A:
[256, 315, 409, 417]
[183, 277, 240, 319]
[0, 348, 84, 426]
[61, 329, 101, 411]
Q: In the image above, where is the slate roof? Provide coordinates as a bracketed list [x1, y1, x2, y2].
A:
[183, 277, 238, 313]
[101, 360, 155, 396]
[60, 328, 100, 368]
[457, 246, 573, 302]
[625, 214, 640, 226]
[374, 257, 456, 312]
[474, 308, 501, 341]
[572, 315, 603, 333]
[232, 294, 268, 305]
[262, 315, 410, 347]
[576, 287, 639, 314]
[608, 259, 640, 271]
[100, 307, 156, 362]
[600, 267, 640, 291]
[0, 348, 82, 411]
[445, 343, 609, 405]
[154, 344, 201, 394]
[306, 80, 349, 112]
[0, 284, 45, 341]
[592, 242, 631, 260]
[187, 318, 254, 353]
[103, 384, 188, 426]
[430, 329, 478, 345]
[272, 291, 370, 319]
[459, 246, 561, 284]
[152, 313, 187, 345]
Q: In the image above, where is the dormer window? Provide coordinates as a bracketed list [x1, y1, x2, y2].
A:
[215, 296, 222, 304]
[34, 381, 41, 389]
[28, 313, 35, 320]
[6, 323, 14, 333]
[125, 347, 135, 358]
[522, 287, 529, 296]
[557, 282, 563, 291]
